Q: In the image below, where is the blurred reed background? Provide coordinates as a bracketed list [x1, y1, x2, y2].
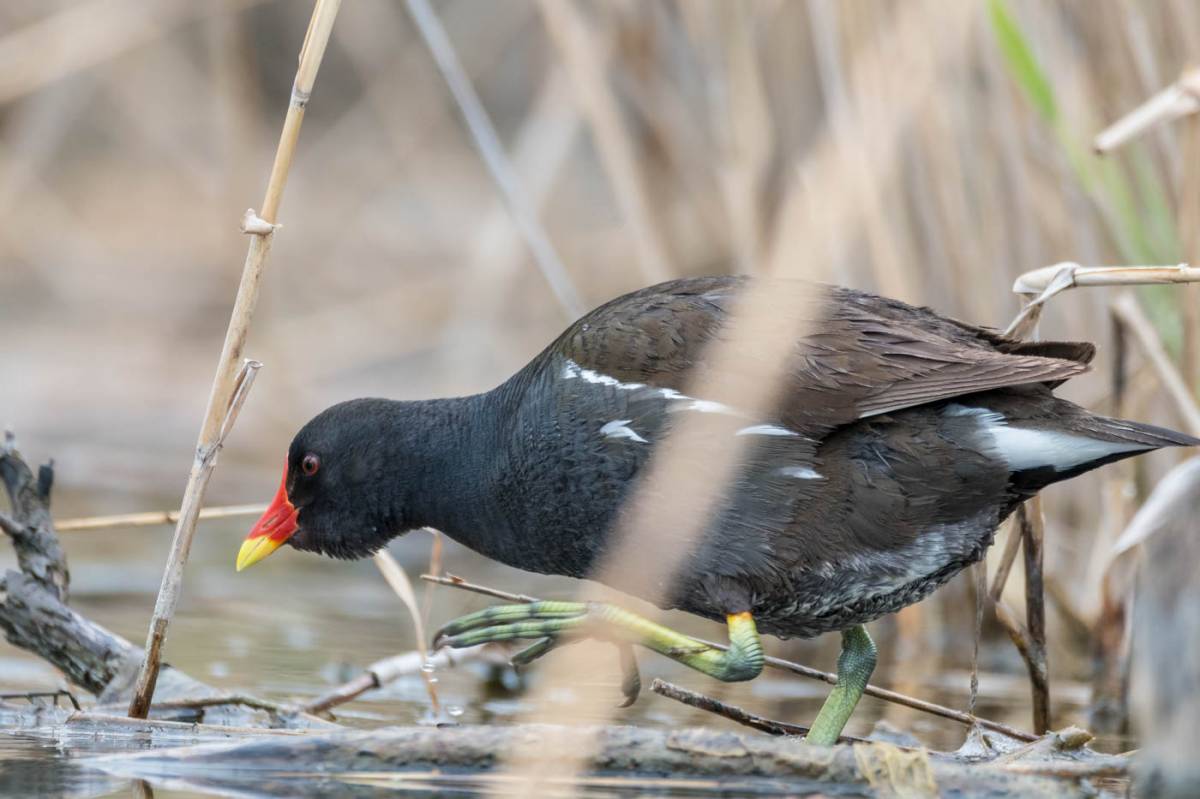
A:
[1, 0, 1197, 745]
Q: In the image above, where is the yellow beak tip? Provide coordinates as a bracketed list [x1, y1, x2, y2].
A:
[236, 537, 281, 572]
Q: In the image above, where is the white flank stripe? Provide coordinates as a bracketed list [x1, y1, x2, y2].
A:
[779, 465, 823, 479]
[600, 419, 648, 443]
[737, 424, 800, 437]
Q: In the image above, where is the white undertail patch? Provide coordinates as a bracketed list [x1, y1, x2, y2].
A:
[945, 404, 1144, 472]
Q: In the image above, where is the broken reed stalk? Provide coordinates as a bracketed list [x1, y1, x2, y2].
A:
[421, 573, 1037, 742]
[56, 504, 266, 532]
[126, 0, 343, 720]
[1006, 262, 1200, 339]
[372, 550, 440, 713]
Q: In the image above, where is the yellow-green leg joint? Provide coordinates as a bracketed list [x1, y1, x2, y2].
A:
[588, 605, 764, 682]
[433, 601, 765, 686]
[805, 624, 876, 745]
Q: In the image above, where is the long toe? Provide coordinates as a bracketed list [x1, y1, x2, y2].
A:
[433, 601, 587, 647]
[439, 616, 588, 649]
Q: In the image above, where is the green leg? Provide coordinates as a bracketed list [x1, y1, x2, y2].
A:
[805, 624, 877, 745]
[434, 601, 765, 684]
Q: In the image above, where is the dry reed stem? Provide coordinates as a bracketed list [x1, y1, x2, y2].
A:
[372, 550, 439, 714]
[1181, 114, 1200, 402]
[421, 574, 1037, 743]
[56, 504, 266, 532]
[404, 0, 584, 320]
[1012, 262, 1200, 295]
[1111, 292, 1200, 435]
[126, 0, 343, 719]
[537, 0, 672, 285]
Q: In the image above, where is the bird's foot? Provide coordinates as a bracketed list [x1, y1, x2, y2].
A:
[433, 601, 764, 701]
[433, 601, 643, 705]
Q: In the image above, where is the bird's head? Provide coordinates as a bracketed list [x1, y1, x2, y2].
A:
[236, 399, 404, 571]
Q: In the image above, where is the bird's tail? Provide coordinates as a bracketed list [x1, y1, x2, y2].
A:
[1010, 411, 1200, 492]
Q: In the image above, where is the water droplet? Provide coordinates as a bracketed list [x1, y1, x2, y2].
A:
[427, 676, 438, 684]
[420, 661, 436, 673]
[447, 705, 463, 717]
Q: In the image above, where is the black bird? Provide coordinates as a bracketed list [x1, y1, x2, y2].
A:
[238, 277, 1196, 743]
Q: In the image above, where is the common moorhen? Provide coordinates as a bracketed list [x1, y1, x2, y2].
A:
[237, 277, 1196, 743]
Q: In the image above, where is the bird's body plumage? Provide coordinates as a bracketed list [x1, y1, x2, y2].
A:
[277, 277, 1194, 639]
[241, 275, 1198, 742]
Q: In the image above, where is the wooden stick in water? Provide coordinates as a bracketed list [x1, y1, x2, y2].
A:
[126, 0, 343, 719]
[649, 679, 813, 738]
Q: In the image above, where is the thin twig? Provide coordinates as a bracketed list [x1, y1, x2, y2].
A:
[421, 573, 538, 604]
[141, 694, 298, 716]
[403, 0, 583, 319]
[0, 689, 81, 710]
[56, 504, 266, 532]
[127, 0, 343, 720]
[1111, 293, 1200, 435]
[989, 520, 1024, 603]
[421, 573, 1037, 742]
[649, 678, 812, 738]
[1018, 502, 1050, 735]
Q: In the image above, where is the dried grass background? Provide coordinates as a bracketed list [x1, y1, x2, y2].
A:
[1, 0, 1197, 739]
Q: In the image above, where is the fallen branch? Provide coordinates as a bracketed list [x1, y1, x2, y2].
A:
[421, 573, 1037, 742]
[89, 723, 1096, 798]
[0, 438, 327, 731]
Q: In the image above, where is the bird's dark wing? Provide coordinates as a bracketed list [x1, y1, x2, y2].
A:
[550, 276, 1089, 437]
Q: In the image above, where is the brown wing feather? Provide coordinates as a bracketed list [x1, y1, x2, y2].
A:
[553, 277, 1089, 434]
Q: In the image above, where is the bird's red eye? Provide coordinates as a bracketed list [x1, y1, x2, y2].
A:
[301, 454, 320, 476]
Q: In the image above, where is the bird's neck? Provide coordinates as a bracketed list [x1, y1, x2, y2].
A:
[386, 388, 512, 550]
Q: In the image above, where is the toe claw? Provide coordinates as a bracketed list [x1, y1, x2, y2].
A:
[616, 642, 641, 707]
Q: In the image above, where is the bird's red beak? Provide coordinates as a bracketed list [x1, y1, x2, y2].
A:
[237, 466, 298, 571]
